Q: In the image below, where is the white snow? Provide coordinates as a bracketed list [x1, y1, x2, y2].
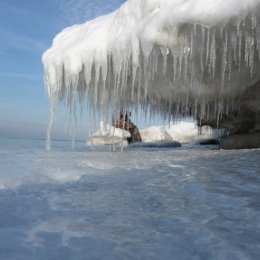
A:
[140, 121, 222, 143]
[87, 120, 223, 146]
[86, 121, 130, 147]
[42, 0, 260, 147]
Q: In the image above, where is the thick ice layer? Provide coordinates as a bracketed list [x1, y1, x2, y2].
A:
[0, 139, 260, 259]
[43, 0, 260, 145]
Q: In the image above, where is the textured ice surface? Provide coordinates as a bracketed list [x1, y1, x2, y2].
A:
[0, 138, 259, 259]
[43, 0, 260, 134]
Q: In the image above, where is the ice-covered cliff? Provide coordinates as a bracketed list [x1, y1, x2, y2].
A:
[43, 0, 260, 148]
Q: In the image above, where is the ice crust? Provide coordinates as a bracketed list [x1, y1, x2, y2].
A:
[43, 0, 260, 147]
[0, 139, 260, 259]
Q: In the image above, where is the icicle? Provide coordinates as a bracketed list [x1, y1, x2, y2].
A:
[209, 28, 216, 79]
[178, 54, 183, 80]
[221, 29, 228, 89]
[46, 102, 56, 151]
[228, 48, 232, 81]
[190, 31, 194, 58]
[193, 23, 197, 36]
[245, 31, 251, 69]
[200, 26, 205, 72]
[161, 47, 169, 75]
[183, 53, 188, 82]
[257, 28, 260, 60]
[237, 20, 243, 71]
[206, 27, 211, 65]
[173, 55, 177, 83]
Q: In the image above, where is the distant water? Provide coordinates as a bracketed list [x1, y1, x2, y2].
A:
[0, 138, 259, 260]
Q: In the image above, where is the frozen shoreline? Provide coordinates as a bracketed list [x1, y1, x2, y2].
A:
[0, 138, 259, 259]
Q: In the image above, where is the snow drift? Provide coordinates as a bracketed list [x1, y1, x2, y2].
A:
[42, 0, 260, 147]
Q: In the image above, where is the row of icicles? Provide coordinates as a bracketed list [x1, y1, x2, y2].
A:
[45, 14, 260, 149]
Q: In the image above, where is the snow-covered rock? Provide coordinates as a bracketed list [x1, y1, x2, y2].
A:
[86, 121, 130, 147]
[140, 121, 223, 144]
[88, 120, 223, 146]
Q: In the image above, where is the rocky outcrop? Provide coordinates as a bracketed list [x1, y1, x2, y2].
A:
[198, 80, 260, 149]
[220, 132, 260, 150]
[113, 114, 142, 143]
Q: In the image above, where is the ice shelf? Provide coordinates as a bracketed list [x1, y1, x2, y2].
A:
[42, 0, 260, 148]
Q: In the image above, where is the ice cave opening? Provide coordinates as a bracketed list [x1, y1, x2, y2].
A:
[42, 0, 260, 149]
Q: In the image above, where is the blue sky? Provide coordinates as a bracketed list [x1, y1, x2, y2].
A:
[0, 0, 125, 139]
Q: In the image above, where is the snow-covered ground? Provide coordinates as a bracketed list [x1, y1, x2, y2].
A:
[0, 138, 259, 259]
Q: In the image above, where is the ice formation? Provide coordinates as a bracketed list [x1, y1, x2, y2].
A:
[87, 121, 223, 146]
[42, 0, 260, 148]
[140, 122, 223, 143]
[86, 121, 130, 147]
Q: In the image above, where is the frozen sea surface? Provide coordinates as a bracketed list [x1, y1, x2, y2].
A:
[0, 138, 259, 260]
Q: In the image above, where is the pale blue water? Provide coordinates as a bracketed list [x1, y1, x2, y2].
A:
[0, 138, 259, 260]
